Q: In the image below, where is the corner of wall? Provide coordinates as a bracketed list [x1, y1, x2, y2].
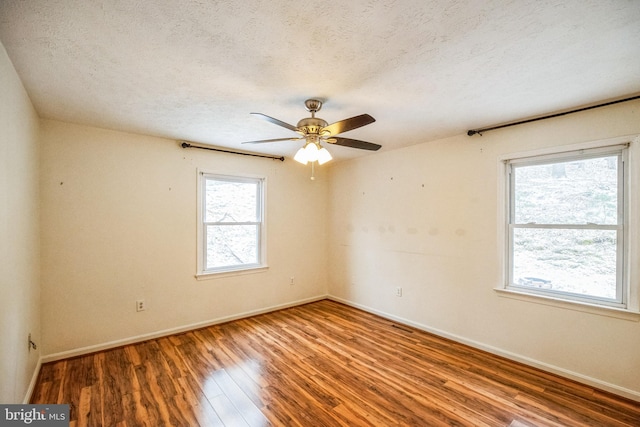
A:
[0, 38, 42, 403]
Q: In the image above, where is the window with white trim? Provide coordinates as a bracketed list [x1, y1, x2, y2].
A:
[198, 173, 265, 275]
[505, 145, 628, 308]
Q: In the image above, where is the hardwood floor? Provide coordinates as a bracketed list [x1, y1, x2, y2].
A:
[31, 300, 640, 426]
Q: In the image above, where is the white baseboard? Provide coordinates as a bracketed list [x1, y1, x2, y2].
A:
[42, 295, 327, 363]
[328, 296, 640, 403]
[23, 356, 42, 404]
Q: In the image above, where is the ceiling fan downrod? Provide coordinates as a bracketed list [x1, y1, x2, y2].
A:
[297, 100, 328, 136]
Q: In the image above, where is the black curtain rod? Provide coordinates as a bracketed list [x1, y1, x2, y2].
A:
[181, 142, 285, 161]
[467, 95, 640, 136]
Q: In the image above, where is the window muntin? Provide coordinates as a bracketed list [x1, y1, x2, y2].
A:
[506, 147, 627, 307]
[200, 174, 265, 274]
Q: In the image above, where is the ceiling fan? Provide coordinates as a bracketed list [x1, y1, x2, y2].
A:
[242, 99, 381, 165]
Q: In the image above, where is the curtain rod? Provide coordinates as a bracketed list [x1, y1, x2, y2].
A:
[467, 95, 640, 136]
[181, 142, 285, 161]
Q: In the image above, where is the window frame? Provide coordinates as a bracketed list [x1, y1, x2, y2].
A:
[196, 172, 267, 278]
[494, 139, 640, 320]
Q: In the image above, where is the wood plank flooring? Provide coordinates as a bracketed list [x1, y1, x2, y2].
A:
[31, 299, 640, 426]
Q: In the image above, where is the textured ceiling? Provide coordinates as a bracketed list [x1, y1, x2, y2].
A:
[1, 0, 639, 161]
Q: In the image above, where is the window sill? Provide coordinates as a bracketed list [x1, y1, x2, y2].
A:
[196, 265, 269, 281]
[494, 287, 640, 321]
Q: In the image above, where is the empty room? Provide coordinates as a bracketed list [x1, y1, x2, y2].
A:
[1, 1, 639, 426]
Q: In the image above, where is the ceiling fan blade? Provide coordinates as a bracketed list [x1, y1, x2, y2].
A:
[241, 137, 301, 144]
[251, 113, 299, 132]
[322, 114, 375, 136]
[329, 136, 381, 151]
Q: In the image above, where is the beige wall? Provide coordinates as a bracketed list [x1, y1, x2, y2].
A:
[39, 120, 328, 357]
[0, 43, 41, 403]
[327, 99, 640, 399]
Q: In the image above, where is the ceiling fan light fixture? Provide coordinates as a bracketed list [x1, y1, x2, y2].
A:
[304, 141, 319, 162]
[294, 147, 309, 165]
[317, 147, 332, 165]
[293, 141, 332, 166]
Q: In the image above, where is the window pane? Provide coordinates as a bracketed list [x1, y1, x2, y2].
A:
[206, 225, 258, 269]
[514, 156, 618, 225]
[205, 179, 258, 222]
[512, 228, 617, 300]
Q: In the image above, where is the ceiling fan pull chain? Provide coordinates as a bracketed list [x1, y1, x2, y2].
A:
[311, 161, 315, 180]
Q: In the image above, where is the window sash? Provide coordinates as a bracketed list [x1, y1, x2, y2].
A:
[506, 146, 627, 308]
[204, 223, 261, 271]
[199, 173, 265, 274]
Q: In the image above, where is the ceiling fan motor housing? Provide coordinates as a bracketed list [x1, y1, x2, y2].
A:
[296, 117, 328, 136]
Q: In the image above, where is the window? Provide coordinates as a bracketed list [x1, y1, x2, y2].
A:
[505, 145, 628, 308]
[198, 173, 265, 275]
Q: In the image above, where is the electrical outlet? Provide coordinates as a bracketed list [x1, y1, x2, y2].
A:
[395, 287, 403, 297]
[290, 276, 295, 286]
[136, 299, 146, 312]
